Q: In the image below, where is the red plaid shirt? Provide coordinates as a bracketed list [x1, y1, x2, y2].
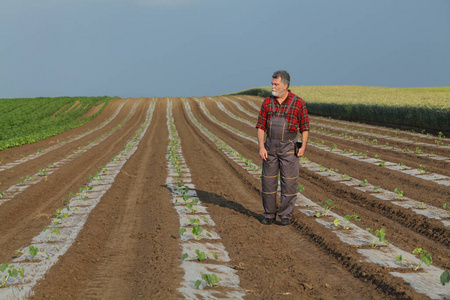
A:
[256, 90, 310, 133]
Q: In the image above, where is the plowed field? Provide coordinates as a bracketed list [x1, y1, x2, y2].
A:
[0, 96, 448, 299]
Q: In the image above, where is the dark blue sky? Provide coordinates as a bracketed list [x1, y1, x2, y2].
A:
[1, 0, 449, 98]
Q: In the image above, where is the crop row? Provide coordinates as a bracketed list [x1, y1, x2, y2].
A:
[195, 97, 450, 230]
[183, 97, 450, 296]
[0, 102, 125, 173]
[0, 99, 155, 298]
[165, 98, 244, 299]
[0, 101, 140, 206]
[0, 96, 114, 151]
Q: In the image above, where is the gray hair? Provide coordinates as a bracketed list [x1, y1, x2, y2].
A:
[272, 70, 290, 88]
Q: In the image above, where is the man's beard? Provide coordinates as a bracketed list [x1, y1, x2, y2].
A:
[272, 88, 282, 97]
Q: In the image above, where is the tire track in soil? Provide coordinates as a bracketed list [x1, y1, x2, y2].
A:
[31, 98, 184, 299]
[0, 99, 148, 264]
[172, 97, 388, 299]
[183, 97, 449, 298]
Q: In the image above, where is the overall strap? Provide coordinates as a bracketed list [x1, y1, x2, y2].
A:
[283, 95, 297, 117]
[270, 95, 297, 117]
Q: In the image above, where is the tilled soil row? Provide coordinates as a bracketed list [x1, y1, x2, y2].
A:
[199, 97, 450, 219]
[309, 122, 450, 162]
[166, 98, 245, 299]
[215, 96, 450, 178]
[196, 97, 450, 236]
[0, 101, 140, 207]
[0, 97, 448, 299]
[1, 100, 156, 299]
[174, 98, 388, 299]
[0, 100, 126, 173]
[184, 96, 450, 298]
[29, 98, 185, 299]
[0, 99, 133, 192]
[201, 96, 450, 238]
[0, 99, 148, 264]
[0, 98, 126, 167]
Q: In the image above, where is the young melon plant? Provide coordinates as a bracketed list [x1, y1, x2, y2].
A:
[315, 199, 337, 218]
[194, 273, 220, 289]
[0, 264, 24, 288]
[15, 246, 49, 261]
[366, 228, 389, 248]
[334, 213, 361, 229]
[396, 248, 432, 271]
[441, 270, 450, 286]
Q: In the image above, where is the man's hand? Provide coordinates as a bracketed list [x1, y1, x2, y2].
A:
[259, 147, 268, 161]
[297, 131, 309, 157]
[296, 146, 306, 157]
[257, 128, 267, 161]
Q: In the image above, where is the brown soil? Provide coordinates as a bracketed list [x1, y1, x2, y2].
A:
[0, 96, 448, 299]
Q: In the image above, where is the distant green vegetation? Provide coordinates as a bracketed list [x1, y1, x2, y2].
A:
[0, 96, 114, 151]
[229, 86, 450, 132]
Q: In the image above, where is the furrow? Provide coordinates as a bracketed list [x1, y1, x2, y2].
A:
[183, 98, 450, 299]
[0, 99, 156, 299]
[0, 101, 140, 207]
[0, 102, 126, 173]
[166, 98, 245, 299]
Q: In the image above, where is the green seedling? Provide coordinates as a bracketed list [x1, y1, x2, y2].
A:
[443, 203, 450, 216]
[194, 273, 220, 289]
[418, 164, 426, 173]
[378, 161, 386, 167]
[441, 270, 450, 286]
[195, 249, 207, 261]
[359, 179, 368, 187]
[297, 184, 305, 193]
[191, 224, 203, 241]
[181, 253, 189, 260]
[328, 144, 337, 151]
[315, 199, 337, 218]
[15, 246, 49, 261]
[54, 208, 69, 225]
[366, 228, 389, 248]
[244, 158, 253, 167]
[182, 194, 190, 202]
[396, 248, 432, 270]
[0, 264, 25, 288]
[340, 174, 352, 181]
[185, 199, 199, 213]
[179, 228, 186, 237]
[189, 218, 201, 225]
[43, 227, 60, 241]
[334, 214, 361, 229]
[181, 186, 189, 196]
[417, 202, 425, 209]
[373, 186, 381, 191]
[394, 188, 404, 199]
[0, 191, 4, 198]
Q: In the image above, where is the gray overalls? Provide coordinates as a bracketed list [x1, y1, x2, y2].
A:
[262, 96, 299, 220]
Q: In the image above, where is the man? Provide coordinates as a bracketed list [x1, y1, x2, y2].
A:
[256, 70, 309, 225]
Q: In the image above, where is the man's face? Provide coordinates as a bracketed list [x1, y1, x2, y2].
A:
[271, 77, 287, 97]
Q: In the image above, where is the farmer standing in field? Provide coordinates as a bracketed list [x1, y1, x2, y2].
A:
[256, 70, 309, 225]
